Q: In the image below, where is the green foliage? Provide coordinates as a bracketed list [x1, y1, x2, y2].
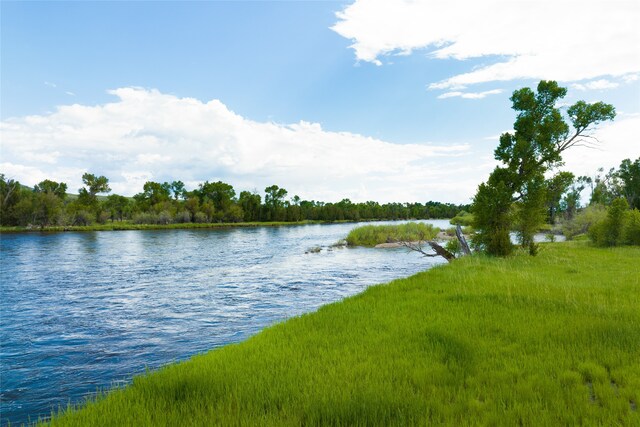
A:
[449, 210, 474, 226]
[623, 209, 640, 245]
[34, 179, 68, 199]
[472, 178, 513, 256]
[346, 222, 438, 247]
[514, 173, 548, 247]
[44, 243, 640, 426]
[472, 81, 615, 256]
[617, 158, 640, 209]
[1, 172, 470, 230]
[562, 204, 607, 240]
[588, 198, 639, 247]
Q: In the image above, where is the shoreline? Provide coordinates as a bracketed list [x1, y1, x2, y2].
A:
[0, 218, 454, 234]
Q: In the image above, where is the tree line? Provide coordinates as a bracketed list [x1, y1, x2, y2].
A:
[0, 174, 469, 228]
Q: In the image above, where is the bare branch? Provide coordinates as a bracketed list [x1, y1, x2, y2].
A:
[399, 240, 456, 262]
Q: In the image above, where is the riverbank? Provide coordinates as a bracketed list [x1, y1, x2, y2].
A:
[0, 218, 447, 234]
[43, 242, 639, 426]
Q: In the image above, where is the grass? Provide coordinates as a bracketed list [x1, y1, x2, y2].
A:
[345, 222, 439, 247]
[41, 242, 639, 426]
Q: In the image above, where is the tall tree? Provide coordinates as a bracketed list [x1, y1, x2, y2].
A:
[616, 158, 640, 209]
[34, 179, 68, 200]
[473, 81, 615, 255]
[78, 173, 111, 207]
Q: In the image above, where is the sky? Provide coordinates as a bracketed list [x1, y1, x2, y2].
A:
[1, 0, 639, 204]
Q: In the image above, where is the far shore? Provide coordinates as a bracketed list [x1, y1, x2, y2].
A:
[0, 218, 454, 234]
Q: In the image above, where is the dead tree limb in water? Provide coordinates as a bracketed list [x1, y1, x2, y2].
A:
[399, 240, 456, 262]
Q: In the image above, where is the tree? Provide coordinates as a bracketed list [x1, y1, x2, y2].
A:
[472, 81, 615, 255]
[0, 174, 24, 225]
[34, 179, 67, 200]
[104, 194, 130, 221]
[264, 185, 288, 221]
[78, 173, 111, 207]
[616, 158, 640, 209]
[197, 181, 236, 214]
[238, 191, 262, 222]
[170, 180, 186, 201]
[545, 171, 574, 224]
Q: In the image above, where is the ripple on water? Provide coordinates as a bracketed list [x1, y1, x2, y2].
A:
[0, 220, 447, 424]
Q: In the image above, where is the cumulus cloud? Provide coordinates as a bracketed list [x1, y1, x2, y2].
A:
[332, 0, 640, 90]
[438, 89, 503, 99]
[1, 88, 486, 203]
[572, 79, 620, 91]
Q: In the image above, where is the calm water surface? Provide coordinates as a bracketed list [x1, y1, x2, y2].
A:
[0, 220, 450, 425]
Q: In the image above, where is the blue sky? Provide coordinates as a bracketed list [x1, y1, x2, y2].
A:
[2, 0, 639, 203]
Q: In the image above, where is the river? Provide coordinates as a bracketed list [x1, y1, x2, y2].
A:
[0, 219, 450, 425]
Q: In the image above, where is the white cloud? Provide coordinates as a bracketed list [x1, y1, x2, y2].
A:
[438, 89, 503, 99]
[562, 114, 640, 176]
[0, 88, 485, 203]
[572, 79, 620, 91]
[332, 0, 640, 90]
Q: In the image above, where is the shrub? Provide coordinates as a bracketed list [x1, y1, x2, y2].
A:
[449, 211, 474, 226]
[623, 209, 640, 245]
[174, 210, 192, 223]
[157, 211, 172, 225]
[73, 210, 93, 226]
[194, 212, 208, 223]
[562, 204, 606, 240]
[133, 212, 157, 224]
[589, 198, 631, 246]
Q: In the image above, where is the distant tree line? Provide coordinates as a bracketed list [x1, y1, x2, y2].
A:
[0, 173, 469, 228]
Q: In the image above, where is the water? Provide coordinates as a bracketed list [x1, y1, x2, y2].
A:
[0, 219, 450, 425]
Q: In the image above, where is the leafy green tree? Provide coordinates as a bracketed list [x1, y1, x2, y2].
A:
[472, 81, 615, 255]
[238, 191, 262, 222]
[545, 171, 574, 224]
[264, 185, 287, 208]
[34, 179, 67, 199]
[170, 180, 186, 201]
[265, 185, 288, 221]
[136, 181, 172, 208]
[77, 173, 111, 207]
[0, 174, 25, 225]
[589, 197, 629, 246]
[197, 181, 236, 213]
[32, 192, 63, 227]
[104, 194, 131, 221]
[616, 158, 640, 209]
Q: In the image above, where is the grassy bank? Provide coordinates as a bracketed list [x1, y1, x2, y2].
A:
[345, 222, 439, 247]
[43, 242, 639, 426]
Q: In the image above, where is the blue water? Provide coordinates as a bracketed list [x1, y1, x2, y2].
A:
[0, 220, 450, 425]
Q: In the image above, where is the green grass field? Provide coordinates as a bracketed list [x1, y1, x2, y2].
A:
[43, 242, 639, 426]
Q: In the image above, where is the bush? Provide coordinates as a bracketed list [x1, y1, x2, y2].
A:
[175, 210, 192, 223]
[133, 212, 157, 224]
[73, 210, 93, 226]
[562, 205, 606, 240]
[588, 198, 634, 247]
[449, 211, 474, 226]
[623, 209, 640, 245]
[194, 212, 208, 223]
